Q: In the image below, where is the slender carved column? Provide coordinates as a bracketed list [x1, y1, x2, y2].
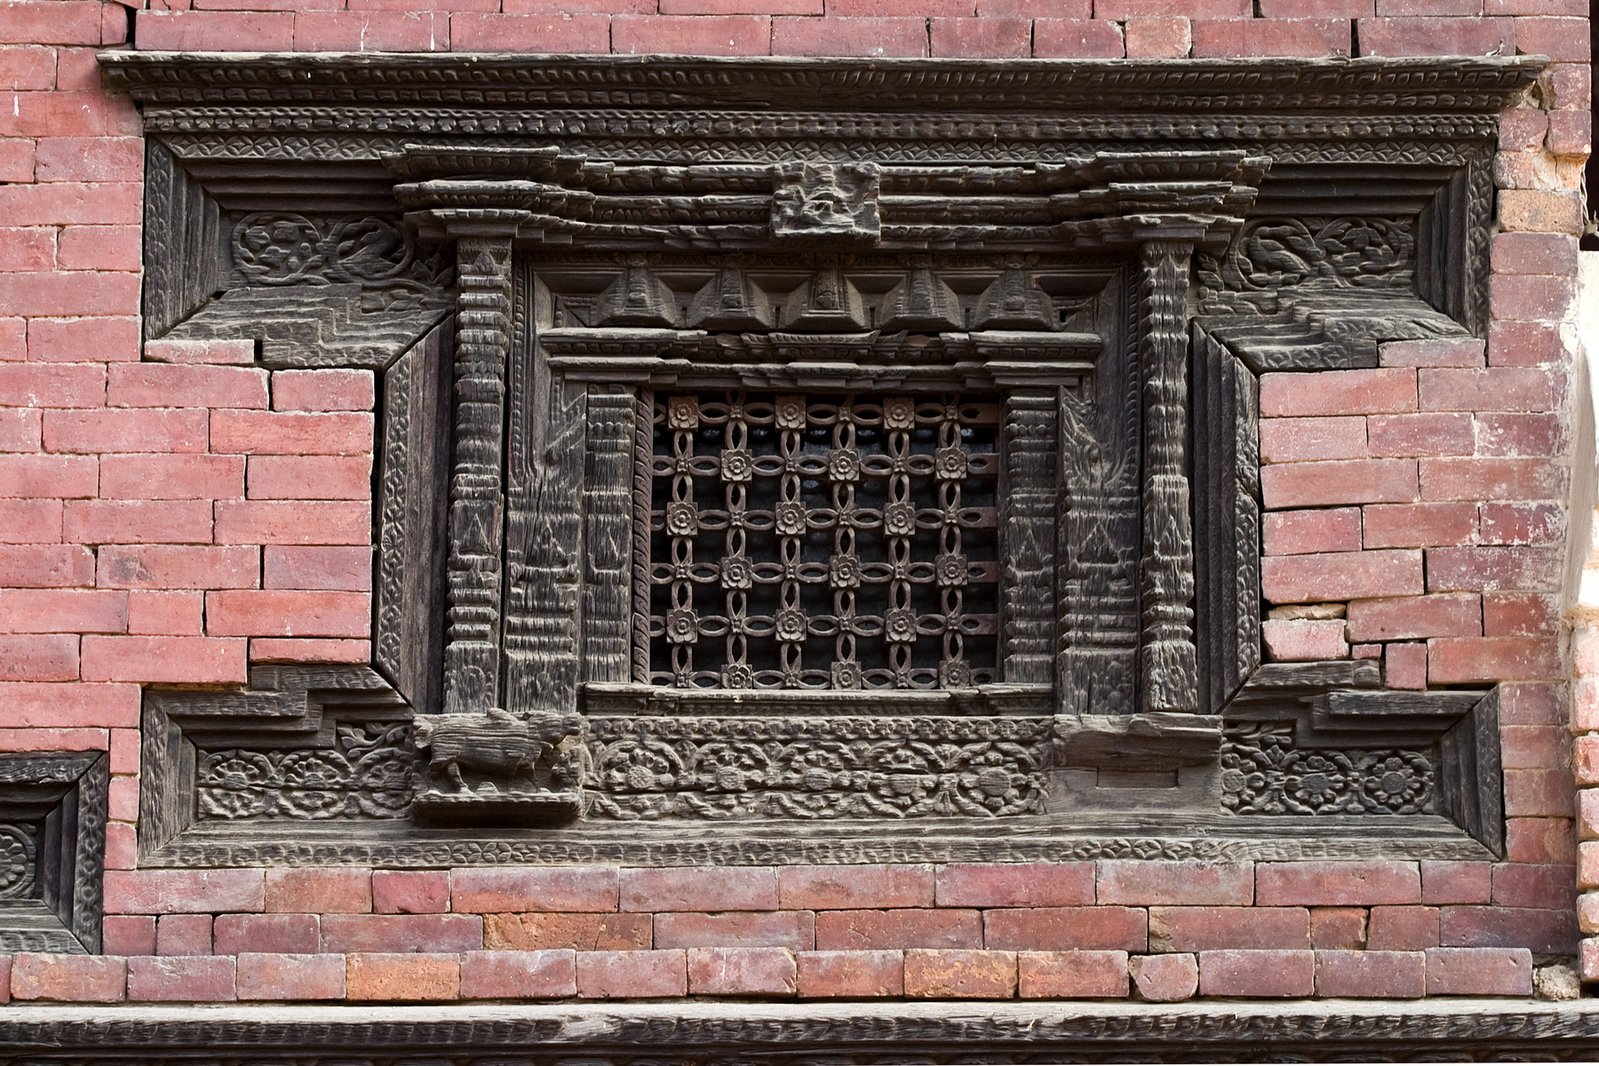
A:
[1138, 239, 1201, 714]
[437, 214, 524, 714]
[1001, 393, 1056, 686]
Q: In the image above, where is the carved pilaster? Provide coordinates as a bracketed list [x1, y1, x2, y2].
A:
[1000, 394, 1055, 686]
[438, 215, 524, 715]
[581, 388, 635, 683]
[1137, 239, 1200, 714]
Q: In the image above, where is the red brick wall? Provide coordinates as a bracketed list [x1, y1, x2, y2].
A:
[0, 0, 1590, 1004]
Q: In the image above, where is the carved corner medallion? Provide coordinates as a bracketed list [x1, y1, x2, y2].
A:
[0, 752, 108, 953]
[114, 54, 1540, 866]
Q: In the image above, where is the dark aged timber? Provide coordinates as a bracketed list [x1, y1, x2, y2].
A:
[63, 53, 1537, 881]
[5, 1002, 1599, 1062]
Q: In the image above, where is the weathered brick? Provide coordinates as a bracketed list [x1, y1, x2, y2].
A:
[613, 14, 772, 55]
[1426, 546, 1562, 592]
[1261, 459, 1418, 508]
[1261, 618, 1348, 661]
[345, 952, 459, 1002]
[485, 912, 652, 952]
[0, 499, 63, 544]
[814, 908, 982, 950]
[1367, 905, 1440, 950]
[108, 364, 268, 409]
[214, 501, 370, 546]
[779, 864, 933, 909]
[44, 408, 208, 455]
[1098, 861, 1253, 906]
[1425, 946, 1533, 995]
[1501, 724, 1567, 769]
[1504, 770, 1576, 819]
[687, 946, 797, 995]
[770, 16, 929, 56]
[934, 862, 1094, 907]
[155, 913, 212, 956]
[210, 410, 373, 456]
[1359, 15, 1513, 55]
[1345, 594, 1480, 642]
[1148, 907, 1309, 952]
[320, 914, 483, 953]
[0, 363, 105, 408]
[1378, 337, 1485, 368]
[1427, 637, 1559, 684]
[1130, 952, 1197, 1002]
[1422, 458, 1564, 503]
[904, 949, 1016, 998]
[0, 633, 77, 681]
[236, 952, 345, 1001]
[656, 910, 814, 950]
[0, 680, 138, 728]
[0, 454, 97, 499]
[1257, 862, 1420, 906]
[983, 907, 1147, 952]
[1441, 906, 1578, 954]
[1253, 418, 1368, 463]
[263, 546, 371, 592]
[100, 454, 244, 501]
[205, 590, 371, 638]
[930, 16, 1031, 57]
[372, 871, 449, 915]
[1421, 861, 1493, 905]
[143, 338, 255, 365]
[1262, 508, 1362, 556]
[1197, 949, 1315, 997]
[98, 546, 257, 591]
[214, 914, 320, 956]
[576, 950, 687, 998]
[1488, 320, 1565, 368]
[796, 949, 904, 997]
[135, 9, 295, 50]
[101, 915, 156, 957]
[81, 634, 247, 684]
[292, 10, 442, 51]
[1261, 550, 1424, 604]
[1492, 864, 1575, 910]
[452, 866, 618, 913]
[1367, 413, 1475, 458]
[1362, 502, 1478, 549]
[250, 638, 369, 663]
[1031, 18, 1125, 56]
[620, 866, 775, 912]
[1191, 16, 1349, 56]
[1314, 949, 1425, 998]
[127, 956, 235, 1002]
[247, 455, 372, 501]
[265, 868, 372, 914]
[449, 13, 611, 52]
[1480, 503, 1564, 547]
[1420, 367, 1559, 413]
[1310, 908, 1366, 950]
[65, 501, 213, 546]
[10, 954, 125, 1002]
[104, 869, 265, 915]
[459, 949, 577, 999]
[1017, 950, 1129, 998]
[1259, 369, 1415, 417]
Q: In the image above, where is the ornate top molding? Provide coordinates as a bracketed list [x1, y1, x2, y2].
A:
[101, 53, 1542, 117]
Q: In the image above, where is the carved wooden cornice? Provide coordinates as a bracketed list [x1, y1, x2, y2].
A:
[101, 53, 1542, 117]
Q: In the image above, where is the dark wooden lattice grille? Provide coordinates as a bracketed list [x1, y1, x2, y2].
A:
[646, 391, 1001, 690]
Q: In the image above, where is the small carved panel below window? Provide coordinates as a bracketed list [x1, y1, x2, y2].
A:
[647, 391, 1001, 691]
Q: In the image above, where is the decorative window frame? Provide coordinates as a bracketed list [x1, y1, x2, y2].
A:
[106, 53, 1538, 868]
[0, 751, 108, 953]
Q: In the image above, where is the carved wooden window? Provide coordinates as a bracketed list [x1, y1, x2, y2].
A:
[110, 54, 1535, 868]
